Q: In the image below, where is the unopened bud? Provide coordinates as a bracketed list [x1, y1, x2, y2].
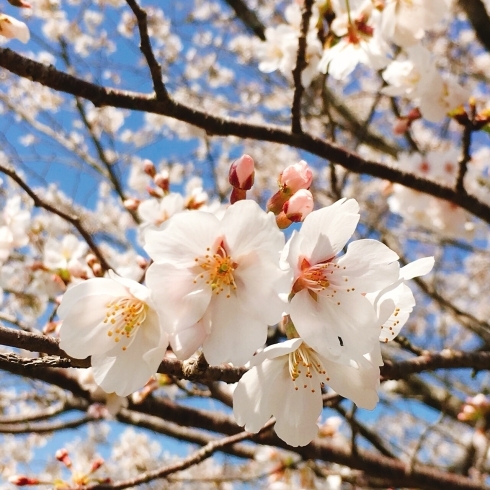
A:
[230, 187, 246, 204]
[143, 159, 156, 178]
[8, 475, 40, 486]
[123, 198, 140, 211]
[86, 253, 98, 267]
[90, 457, 104, 473]
[280, 160, 312, 193]
[154, 171, 169, 192]
[229, 154, 255, 191]
[55, 448, 72, 468]
[393, 118, 410, 135]
[92, 263, 103, 277]
[8, 0, 32, 7]
[136, 255, 148, 269]
[283, 189, 313, 222]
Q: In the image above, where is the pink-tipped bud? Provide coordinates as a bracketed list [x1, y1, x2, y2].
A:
[393, 118, 410, 135]
[283, 189, 314, 222]
[230, 187, 246, 204]
[55, 448, 72, 468]
[92, 263, 103, 277]
[229, 154, 255, 191]
[123, 198, 140, 211]
[154, 171, 169, 192]
[279, 160, 312, 193]
[136, 255, 148, 269]
[143, 159, 156, 178]
[8, 476, 40, 486]
[90, 457, 105, 473]
[8, 0, 32, 7]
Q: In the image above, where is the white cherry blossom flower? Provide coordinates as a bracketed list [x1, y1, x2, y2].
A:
[367, 257, 434, 342]
[145, 200, 290, 366]
[381, 0, 449, 47]
[58, 271, 168, 397]
[284, 198, 400, 365]
[319, 1, 390, 80]
[233, 338, 379, 447]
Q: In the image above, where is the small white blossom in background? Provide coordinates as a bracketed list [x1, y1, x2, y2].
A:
[318, 0, 390, 80]
[58, 271, 168, 396]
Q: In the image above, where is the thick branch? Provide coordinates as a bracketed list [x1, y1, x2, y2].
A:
[1, 49, 489, 222]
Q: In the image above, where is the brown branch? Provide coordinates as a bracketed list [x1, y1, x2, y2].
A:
[117, 408, 257, 460]
[222, 0, 266, 40]
[2, 50, 490, 222]
[291, 0, 314, 134]
[83, 428, 264, 490]
[456, 104, 475, 194]
[0, 163, 113, 272]
[458, 0, 490, 53]
[0, 415, 93, 434]
[0, 358, 486, 490]
[125, 0, 168, 99]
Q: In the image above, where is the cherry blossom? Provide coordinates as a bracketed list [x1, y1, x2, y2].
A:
[283, 198, 400, 365]
[145, 199, 291, 365]
[381, 0, 449, 47]
[318, 1, 390, 80]
[58, 271, 168, 396]
[233, 338, 379, 447]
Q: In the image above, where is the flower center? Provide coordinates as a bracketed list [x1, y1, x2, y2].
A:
[288, 343, 330, 393]
[292, 257, 355, 303]
[193, 244, 238, 298]
[104, 296, 148, 350]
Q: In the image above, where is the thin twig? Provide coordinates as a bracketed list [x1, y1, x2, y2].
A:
[291, 0, 314, 134]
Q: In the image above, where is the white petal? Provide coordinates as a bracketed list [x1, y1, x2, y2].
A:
[337, 239, 399, 292]
[300, 199, 360, 264]
[400, 256, 434, 280]
[145, 263, 211, 330]
[144, 211, 220, 265]
[203, 294, 267, 366]
[221, 200, 285, 261]
[170, 321, 208, 360]
[57, 278, 127, 319]
[323, 357, 379, 410]
[59, 293, 122, 359]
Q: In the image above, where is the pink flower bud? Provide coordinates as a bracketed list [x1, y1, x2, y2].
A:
[393, 118, 409, 135]
[55, 448, 72, 468]
[279, 161, 312, 193]
[8, 475, 40, 486]
[90, 457, 105, 473]
[143, 159, 156, 178]
[229, 154, 255, 190]
[154, 170, 169, 192]
[283, 189, 314, 222]
[123, 198, 140, 211]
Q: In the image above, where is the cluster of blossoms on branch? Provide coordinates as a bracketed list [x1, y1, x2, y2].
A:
[57, 157, 433, 447]
[258, 0, 468, 123]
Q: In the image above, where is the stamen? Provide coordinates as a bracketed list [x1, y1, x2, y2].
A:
[192, 243, 238, 298]
[288, 344, 329, 392]
[104, 297, 148, 351]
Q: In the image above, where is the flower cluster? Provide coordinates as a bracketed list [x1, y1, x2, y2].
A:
[256, 0, 466, 123]
[57, 159, 433, 447]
